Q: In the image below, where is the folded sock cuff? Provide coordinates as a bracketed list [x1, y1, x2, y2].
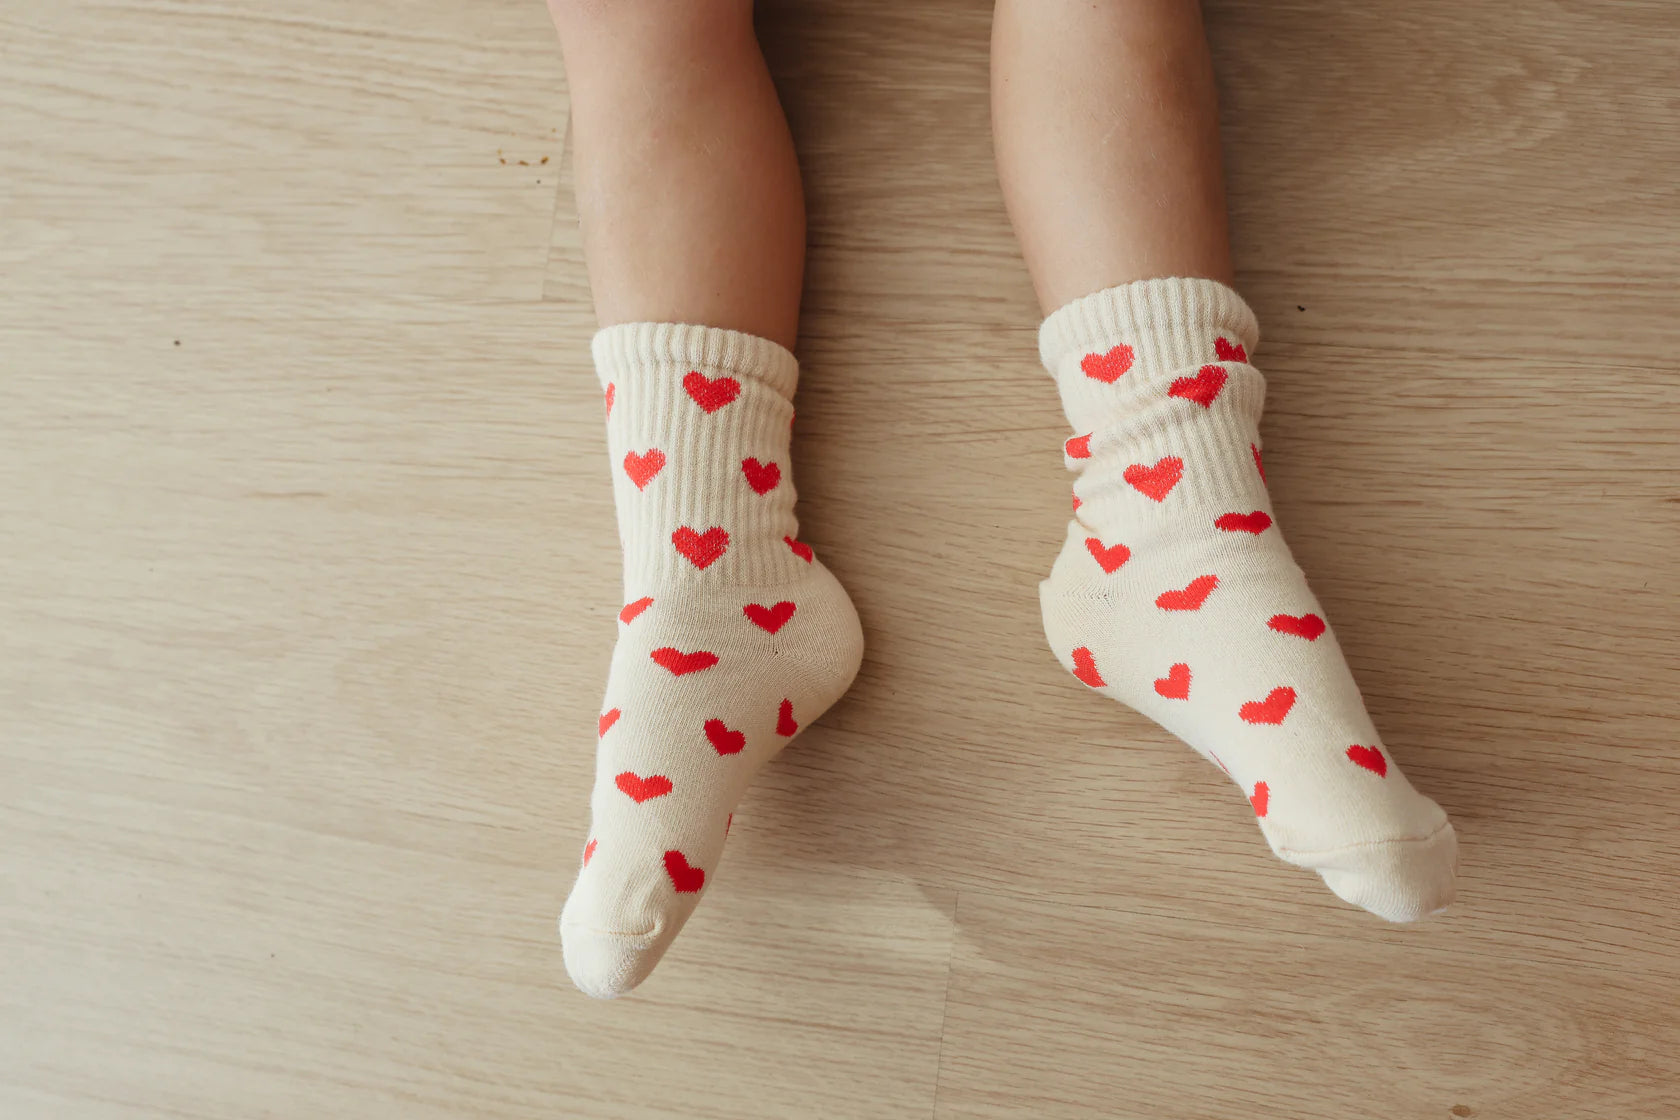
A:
[592, 322, 799, 401]
[1038, 277, 1260, 375]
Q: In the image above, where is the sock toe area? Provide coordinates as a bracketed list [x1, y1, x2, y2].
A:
[559, 915, 674, 999]
[1303, 821, 1459, 922]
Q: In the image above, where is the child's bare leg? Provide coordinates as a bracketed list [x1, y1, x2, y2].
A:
[992, 0, 1458, 920]
[992, 0, 1231, 311]
[550, 0, 862, 998]
[552, 0, 803, 347]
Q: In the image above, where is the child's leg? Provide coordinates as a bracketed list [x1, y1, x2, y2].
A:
[553, 0, 804, 346]
[992, 0, 1232, 309]
[992, 0, 1457, 920]
[550, 0, 862, 997]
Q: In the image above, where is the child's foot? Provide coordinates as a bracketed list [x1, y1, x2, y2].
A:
[1038, 278, 1457, 921]
[560, 323, 863, 997]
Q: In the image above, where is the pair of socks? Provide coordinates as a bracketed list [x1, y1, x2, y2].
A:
[559, 277, 1457, 998]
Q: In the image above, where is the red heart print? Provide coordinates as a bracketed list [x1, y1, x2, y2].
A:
[603, 383, 615, 416]
[744, 601, 796, 633]
[741, 457, 781, 495]
[615, 771, 674, 803]
[683, 370, 740, 413]
[1065, 433, 1093, 459]
[1155, 574, 1219, 611]
[1250, 781, 1269, 817]
[1071, 492, 1082, 512]
[619, 596, 654, 624]
[1251, 443, 1266, 483]
[1081, 345, 1134, 383]
[785, 536, 814, 563]
[664, 850, 705, 893]
[1239, 686, 1297, 725]
[1071, 646, 1106, 688]
[704, 718, 746, 755]
[1084, 537, 1131, 574]
[672, 526, 729, 568]
[583, 838, 597, 866]
[1154, 663, 1191, 700]
[1168, 366, 1227, 408]
[1215, 510, 1273, 535]
[651, 647, 719, 675]
[1346, 744, 1388, 777]
[598, 708, 620, 737]
[1215, 337, 1248, 363]
[776, 698, 798, 737]
[1123, 456, 1184, 502]
[623, 449, 665, 490]
[1268, 613, 1325, 640]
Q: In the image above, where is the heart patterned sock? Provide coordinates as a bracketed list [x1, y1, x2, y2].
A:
[560, 322, 863, 997]
[1037, 277, 1458, 921]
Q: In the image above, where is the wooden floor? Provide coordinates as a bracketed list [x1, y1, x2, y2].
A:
[5, 1, 1679, 1116]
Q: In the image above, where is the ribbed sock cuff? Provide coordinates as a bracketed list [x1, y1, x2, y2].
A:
[593, 322, 799, 402]
[1038, 276, 1259, 375]
[592, 321, 806, 587]
[1040, 277, 1268, 515]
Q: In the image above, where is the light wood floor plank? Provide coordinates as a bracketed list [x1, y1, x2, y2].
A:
[935, 889, 1680, 1119]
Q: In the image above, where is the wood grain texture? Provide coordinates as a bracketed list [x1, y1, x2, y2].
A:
[6, 0, 1680, 1117]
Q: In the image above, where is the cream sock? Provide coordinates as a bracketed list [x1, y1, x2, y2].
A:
[1038, 277, 1457, 921]
[560, 323, 863, 997]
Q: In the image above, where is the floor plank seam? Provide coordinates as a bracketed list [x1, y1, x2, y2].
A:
[928, 888, 960, 1120]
